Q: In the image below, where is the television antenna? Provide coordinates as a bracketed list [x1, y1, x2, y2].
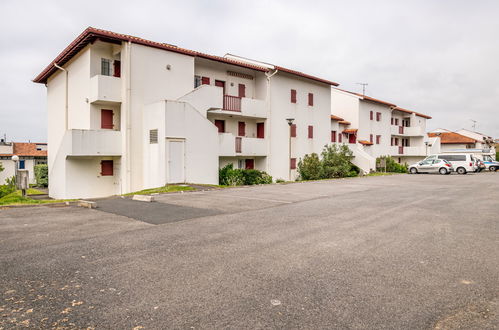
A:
[470, 119, 477, 131]
[356, 82, 368, 96]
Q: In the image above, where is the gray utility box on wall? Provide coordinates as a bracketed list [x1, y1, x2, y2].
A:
[16, 169, 29, 190]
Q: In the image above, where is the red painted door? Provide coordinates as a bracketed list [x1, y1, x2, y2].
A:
[238, 84, 246, 98]
[348, 133, 356, 144]
[257, 122, 265, 138]
[215, 80, 225, 94]
[245, 159, 254, 169]
[101, 109, 114, 129]
[214, 120, 225, 133]
[238, 121, 245, 137]
[113, 60, 121, 77]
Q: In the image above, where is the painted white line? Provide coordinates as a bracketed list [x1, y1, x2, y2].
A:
[213, 194, 292, 204]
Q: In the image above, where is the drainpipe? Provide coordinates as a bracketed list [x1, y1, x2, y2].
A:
[54, 63, 68, 130]
[264, 69, 278, 176]
[125, 41, 132, 193]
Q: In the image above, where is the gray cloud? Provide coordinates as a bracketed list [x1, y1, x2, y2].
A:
[1, 0, 498, 142]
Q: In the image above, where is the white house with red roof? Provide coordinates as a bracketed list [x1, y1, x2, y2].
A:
[0, 140, 47, 184]
[34, 28, 338, 198]
[330, 88, 434, 172]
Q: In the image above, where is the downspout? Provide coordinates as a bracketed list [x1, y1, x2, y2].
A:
[125, 41, 132, 193]
[264, 69, 278, 177]
[54, 63, 68, 130]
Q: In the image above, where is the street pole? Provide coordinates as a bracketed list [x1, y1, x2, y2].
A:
[286, 118, 295, 181]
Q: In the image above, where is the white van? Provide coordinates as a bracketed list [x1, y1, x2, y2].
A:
[424, 154, 476, 174]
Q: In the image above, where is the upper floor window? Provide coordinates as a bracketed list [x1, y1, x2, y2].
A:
[308, 93, 314, 106]
[291, 89, 297, 103]
[194, 75, 202, 88]
[331, 130, 337, 142]
[376, 112, 381, 121]
[376, 135, 381, 144]
[101, 160, 114, 176]
[370, 111, 374, 121]
[101, 58, 112, 76]
[308, 125, 314, 139]
[290, 124, 297, 137]
[370, 134, 373, 143]
[201, 76, 210, 85]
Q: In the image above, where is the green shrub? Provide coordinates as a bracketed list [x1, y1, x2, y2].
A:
[496, 151, 498, 161]
[321, 144, 356, 178]
[275, 179, 285, 183]
[219, 164, 272, 186]
[376, 156, 408, 173]
[0, 176, 16, 199]
[34, 164, 49, 187]
[0, 161, 4, 173]
[297, 153, 322, 180]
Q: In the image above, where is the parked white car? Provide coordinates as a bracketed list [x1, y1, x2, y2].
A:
[424, 154, 476, 174]
[409, 159, 454, 175]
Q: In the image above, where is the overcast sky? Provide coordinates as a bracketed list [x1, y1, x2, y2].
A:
[1, 0, 498, 142]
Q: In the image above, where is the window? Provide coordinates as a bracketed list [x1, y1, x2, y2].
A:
[194, 75, 202, 88]
[201, 76, 210, 85]
[370, 111, 373, 120]
[376, 112, 381, 121]
[394, 138, 399, 146]
[238, 84, 246, 98]
[245, 159, 254, 169]
[376, 135, 381, 144]
[149, 129, 158, 144]
[290, 158, 297, 170]
[391, 118, 394, 125]
[101, 109, 114, 129]
[19, 160, 25, 169]
[331, 130, 337, 143]
[348, 134, 356, 144]
[370, 134, 373, 143]
[257, 122, 265, 138]
[113, 60, 121, 78]
[308, 93, 314, 106]
[290, 124, 297, 138]
[100, 160, 113, 176]
[290, 89, 297, 103]
[338, 134, 342, 143]
[391, 137, 394, 146]
[238, 121, 245, 137]
[395, 118, 399, 125]
[308, 125, 313, 139]
[101, 58, 111, 76]
[215, 80, 225, 94]
[438, 155, 466, 162]
[214, 120, 225, 133]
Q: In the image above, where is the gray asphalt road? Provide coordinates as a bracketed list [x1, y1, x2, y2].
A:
[1, 173, 498, 329]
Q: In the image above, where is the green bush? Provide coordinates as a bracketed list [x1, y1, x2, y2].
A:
[376, 156, 408, 173]
[297, 153, 322, 180]
[0, 176, 16, 199]
[321, 144, 356, 178]
[34, 164, 49, 187]
[0, 161, 4, 173]
[219, 164, 272, 186]
[496, 151, 498, 161]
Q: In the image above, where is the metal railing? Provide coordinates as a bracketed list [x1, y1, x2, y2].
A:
[223, 95, 242, 112]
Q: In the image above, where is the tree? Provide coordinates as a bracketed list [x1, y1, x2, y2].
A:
[320, 144, 355, 178]
[297, 153, 322, 180]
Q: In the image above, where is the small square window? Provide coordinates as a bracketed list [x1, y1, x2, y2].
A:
[101, 58, 112, 76]
[149, 129, 158, 144]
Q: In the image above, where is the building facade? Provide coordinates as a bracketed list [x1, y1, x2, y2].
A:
[0, 141, 47, 184]
[34, 28, 338, 199]
[330, 88, 434, 172]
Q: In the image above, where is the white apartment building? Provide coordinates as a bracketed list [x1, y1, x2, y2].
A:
[0, 141, 47, 184]
[330, 88, 434, 172]
[34, 28, 338, 199]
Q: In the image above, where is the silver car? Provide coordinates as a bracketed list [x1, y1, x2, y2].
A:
[409, 159, 454, 175]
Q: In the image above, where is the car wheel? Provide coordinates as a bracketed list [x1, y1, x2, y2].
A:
[457, 167, 467, 175]
[490, 166, 496, 172]
[439, 168, 447, 175]
[410, 167, 418, 174]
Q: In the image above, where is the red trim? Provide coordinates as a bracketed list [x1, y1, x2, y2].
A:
[290, 89, 297, 103]
[238, 121, 245, 137]
[100, 160, 113, 176]
[290, 124, 297, 138]
[257, 122, 265, 139]
[308, 93, 314, 106]
[290, 158, 297, 170]
[308, 125, 313, 139]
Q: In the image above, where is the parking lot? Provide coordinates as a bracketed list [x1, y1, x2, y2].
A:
[1, 173, 498, 329]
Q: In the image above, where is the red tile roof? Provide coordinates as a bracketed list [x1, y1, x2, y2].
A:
[338, 120, 351, 125]
[343, 129, 358, 134]
[0, 143, 47, 157]
[428, 132, 477, 144]
[330, 115, 344, 121]
[33, 27, 339, 86]
[392, 106, 432, 119]
[359, 140, 373, 146]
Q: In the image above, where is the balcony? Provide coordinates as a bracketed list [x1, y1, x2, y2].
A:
[209, 95, 267, 118]
[66, 129, 121, 157]
[390, 125, 424, 136]
[390, 146, 426, 156]
[218, 133, 267, 157]
[89, 75, 121, 104]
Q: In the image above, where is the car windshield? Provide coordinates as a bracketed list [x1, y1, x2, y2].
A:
[483, 155, 494, 161]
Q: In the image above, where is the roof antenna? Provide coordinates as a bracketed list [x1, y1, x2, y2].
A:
[356, 82, 368, 96]
[470, 119, 477, 131]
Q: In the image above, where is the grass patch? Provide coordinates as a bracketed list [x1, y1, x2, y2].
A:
[0, 191, 73, 206]
[365, 172, 403, 177]
[123, 185, 195, 196]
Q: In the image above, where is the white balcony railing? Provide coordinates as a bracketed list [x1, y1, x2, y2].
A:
[390, 125, 423, 136]
[218, 133, 267, 157]
[89, 75, 121, 104]
[390, 146, 426, 156]
[66, 129, 122, 156]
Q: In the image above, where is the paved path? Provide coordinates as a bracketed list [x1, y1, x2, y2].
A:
[1, 173, 498, 329]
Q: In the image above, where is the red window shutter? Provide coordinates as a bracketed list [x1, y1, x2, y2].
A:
[391, 118, 394, 125]
[100, 160, 113, 176]
[308, 93, 314, 106]
[101, 109, 114, 129]
[370, 111, 373, 120]
[308, 126, 313, 139]
[113, 60, 121, 77]
[349, 134, 356, 144]
[235, 137, 242, 153]
[290, 124, 297, 138]
[245, 159, 254, 169]
[238, 84, 246, 98]
[201, 77, 210, 85]
[376, 135, 381, 144]
[331, 130, 336, 142]
[339, 134, 342, 143]
[291, 89, 297, 103]
[257, 122, 265, 138]
[376, 112, 381, 121]
[370, 134, 373, 143]
[214, 120, 225, 133]
[391, 137, 394, 146]
[290, 158, 297, 170]
[238, 121, 246, 137]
